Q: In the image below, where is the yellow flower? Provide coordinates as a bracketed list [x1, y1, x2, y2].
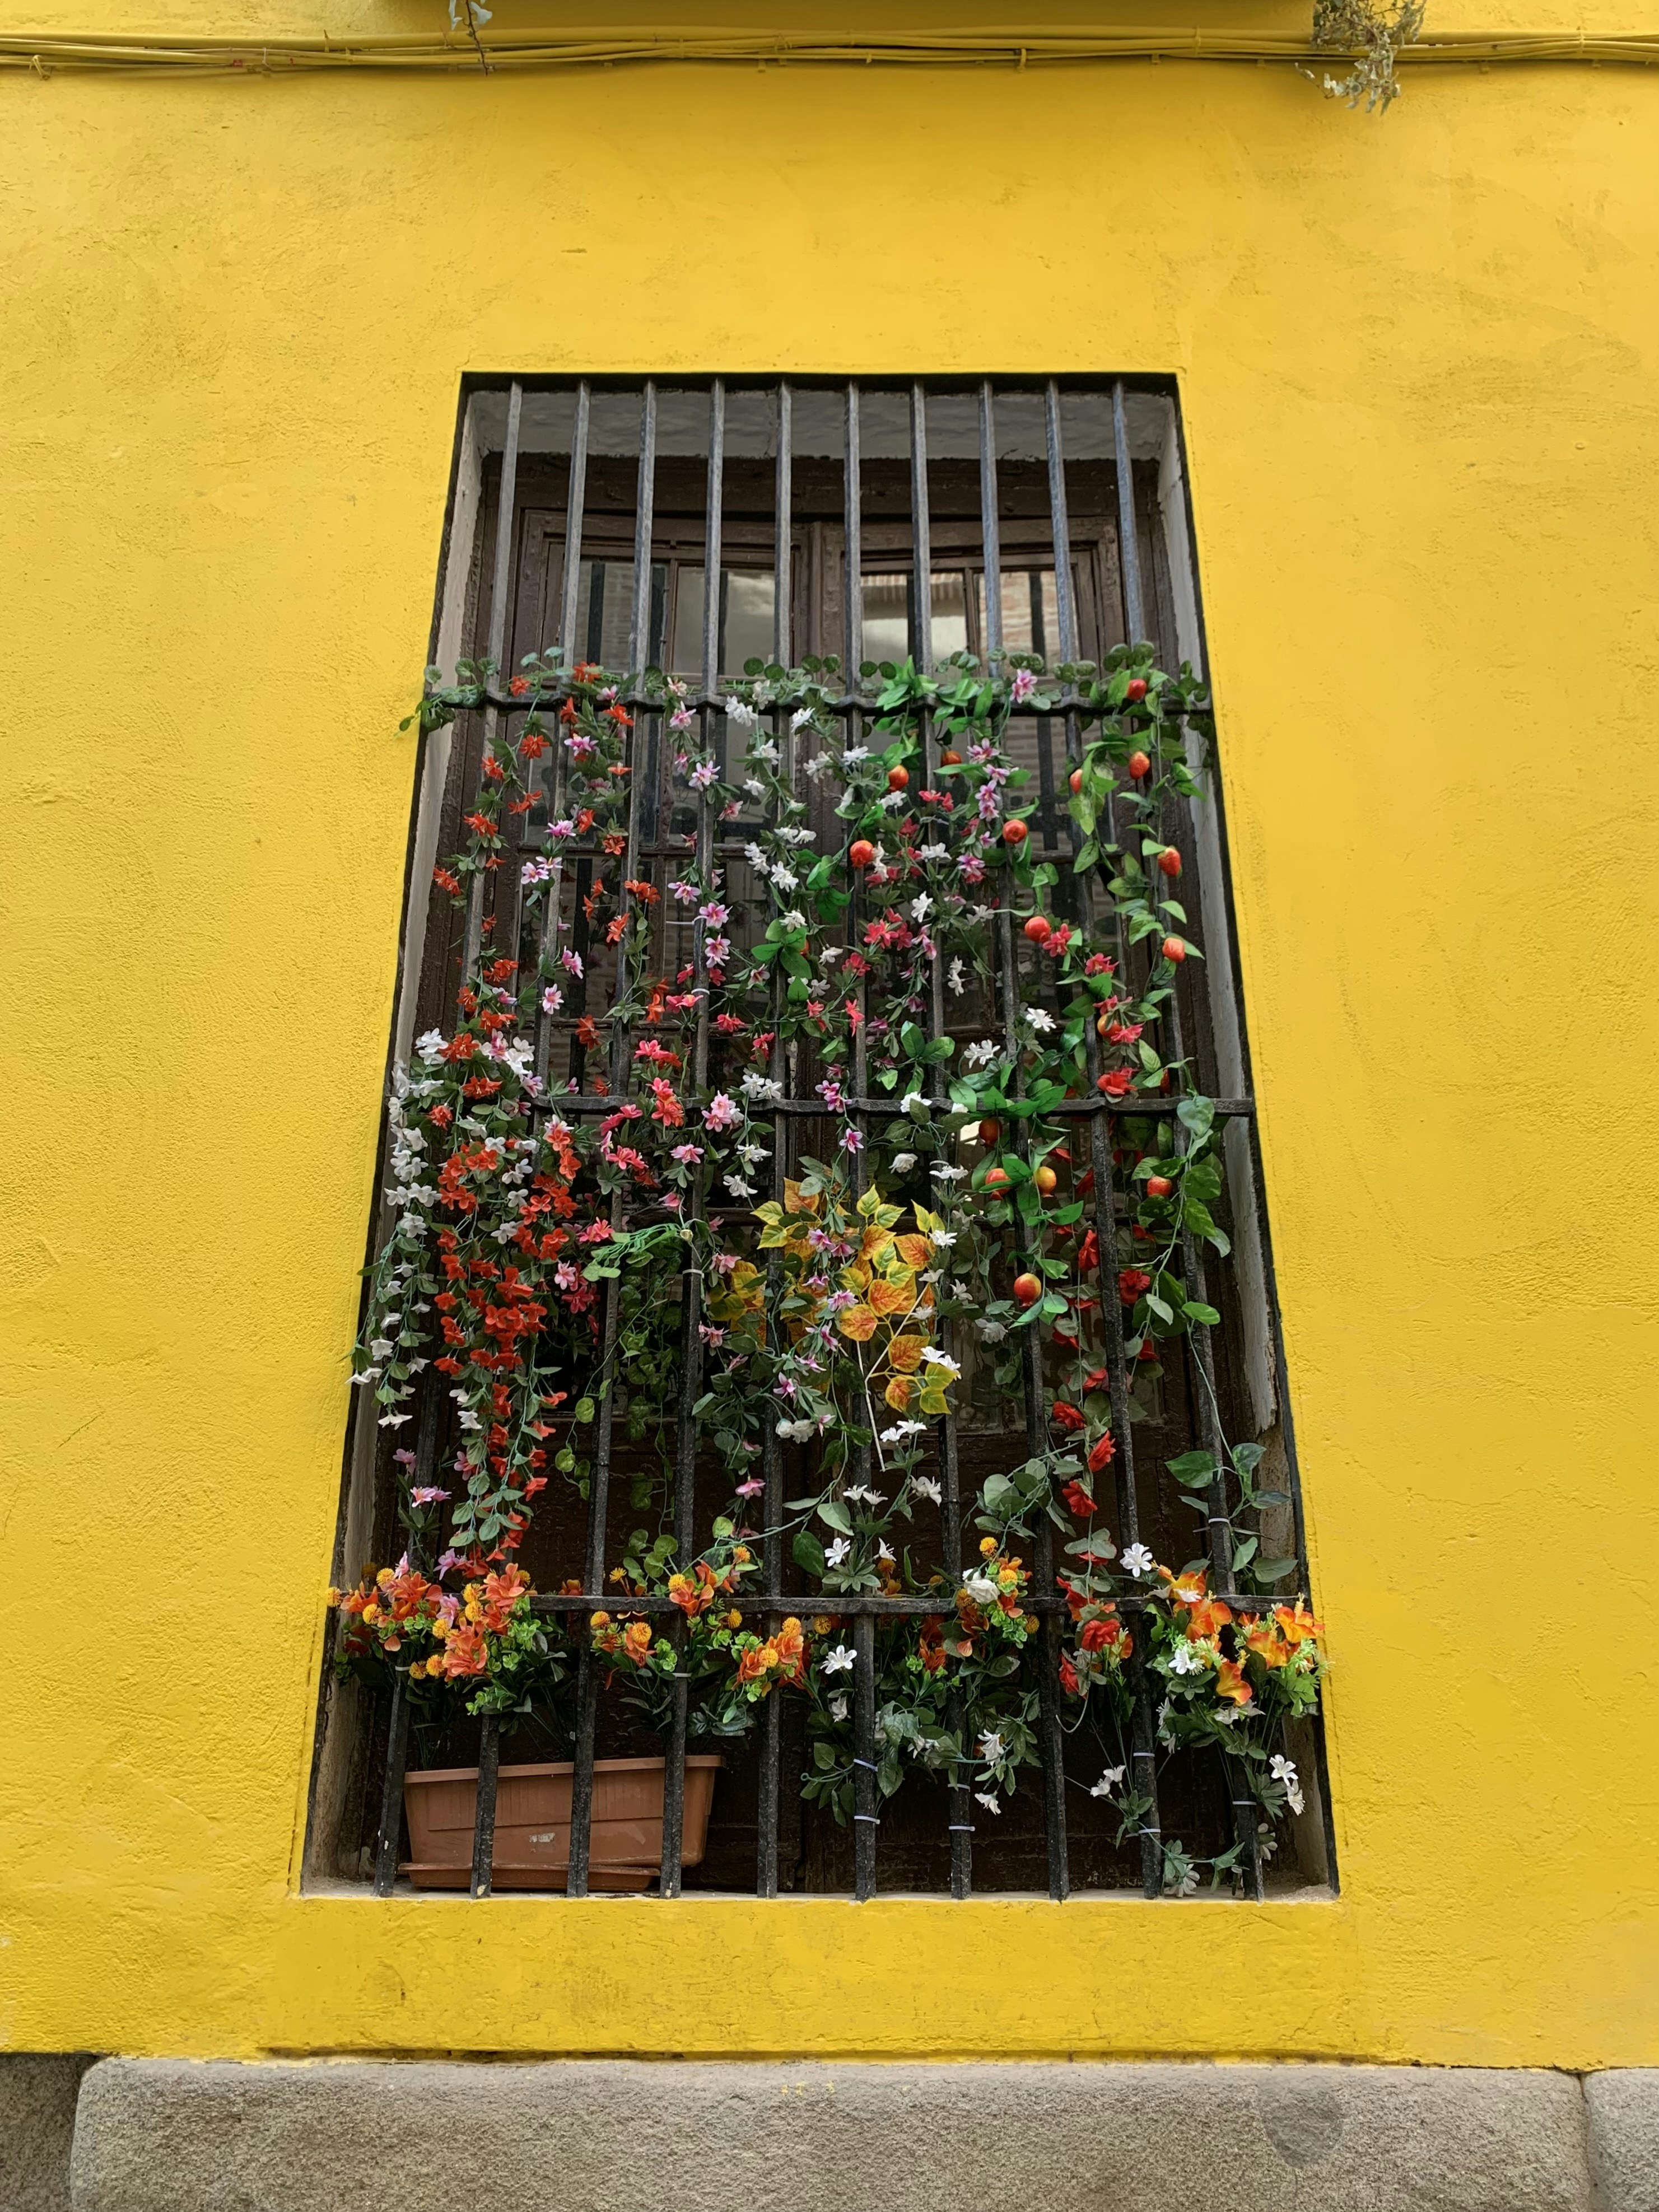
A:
[725, 1609, 743, 1630]
[980, 1536, 998, 1556]
[590, 1610, 610, 1630]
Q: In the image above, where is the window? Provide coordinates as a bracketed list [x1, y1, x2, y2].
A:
[308, 378, 1332, 1903]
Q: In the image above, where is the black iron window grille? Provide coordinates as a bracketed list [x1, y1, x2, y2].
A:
[309, 376, 1335, 1905]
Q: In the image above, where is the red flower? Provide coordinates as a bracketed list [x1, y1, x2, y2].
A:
[1119, 1268, 1152, 1305]
[1079, 1614, 1121, 1653]
[432, 866, 462, 895]
[1059, 1653, 1081, 1696]
[1087, 1432, 1117, 1475]
[1051, 1400, 1085, 1433]
[1097, 1068, 1134, 1099]
[1061, 1480, 1094, 1517]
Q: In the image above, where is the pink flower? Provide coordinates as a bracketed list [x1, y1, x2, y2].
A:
[840, 1124, 864, 1154]
[562, 949, 584, 980]
[705, 1091, 742, 1132]
[1010, 666, 1037, 706]
[410, 1486, 450, 1506]
[672, 1142, 704, 1165]
[541, 984, 563, 1014]
[735, 1477, 765, 1498]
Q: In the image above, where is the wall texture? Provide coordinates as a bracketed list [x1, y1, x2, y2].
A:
[2, 0, 1656, 2067]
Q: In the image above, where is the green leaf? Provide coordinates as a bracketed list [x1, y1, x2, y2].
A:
[1177, 1093, 1215, 1144]
[818, 1498, 853, 1535]
[1182, 1301, 1221, 1326]
[793, 1530, 827, 1577]
[1166, 1449, 1217, 1480]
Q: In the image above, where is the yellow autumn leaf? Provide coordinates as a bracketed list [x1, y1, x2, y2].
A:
[836, 1304, 879, 1342]
[886, 1334, 927, 1373]
[868, 1276, 914, 1317]
[873, 1203, 903, 1229]
[912, 1203, 942, 1235]
[839, 1262, 871, 1294]
[894, 1233, 931, 1270]
[785, 1179, 821, 1217]
[754, 1201, 784, 1227]
[883, 1374, 915, 1411]
[918, 1383, 950, 1416]
[856, 1187, 882, 1220]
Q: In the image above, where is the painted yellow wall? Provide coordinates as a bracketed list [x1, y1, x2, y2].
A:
[3, 1, 1656, 2069]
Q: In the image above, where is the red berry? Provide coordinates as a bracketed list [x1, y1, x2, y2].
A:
[940, 748, 962, 766]
[887, 764, 909, 791]
[1069, 769, 1083, 795]
[1146, 1174, 1173, 1198]
[1023, 915, 1052, 944]
[1126, 678, 1148, 703]
[1001, 819, 1029, 847]
[1013, 1272, 1042, 1306]
[978, 1119, 1000, 1144]
[1127, 750, 1151, 780]
[849, 839, 874, 869]
[1157, 847, 1181, 879]
[1162, 936, 1186, 963]
[985, 1166, 1011, 1193]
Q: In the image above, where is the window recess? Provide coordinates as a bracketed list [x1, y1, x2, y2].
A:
[307, 377, 1334, 1904]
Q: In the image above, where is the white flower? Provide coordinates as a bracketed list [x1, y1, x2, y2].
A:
[841, 745, 870, 767]
[931, 1162, 968, 1183]
[790, 707, 817, 732]
[975, 1319, 1006, 1343]
[776, 1417, 816, 1443]
[910, 893, 932, 923]
[890, 1151, 917, 1173]
[843, 1485, 887, 1508]
[977, 1729, 1005, 1761]
[828, 1693, 849, 1721]
[909, 1473, 942, 1502]
[822, 1642, 856, 1674]
[880, 1421, 928, 1446]
[880, 788, 908, 811]
[770, 865, 798, 893]
[742, 1073, 784, 1103]
[921, 1348, 960, 1378]
[1090, 1766, 1127, 1798]
[1175, 1863, 1200, 1896]
[780, 909, 807, 931]
[930, 1229, 957, 1250]
[962, 1572, 998, 1604]
[1270, 1754, 1306, 1815]
[1024, 1007, 1055, 1033]
[370, 1337, 394, 1361]
[744, 842, 769, 873]
[962, 1039, 999, 1068]
[724, 695, 759, 727]
[415, 1029, 446, 1065]
[1121, 1543, 1155, 1577]
[725, 1174, 757, 1199]
[947, 958, 967, 996]
[378, 1411, 412, 1429]
[1167, 1641, 1203, 1677]
[737, 1143, 771, 1168]
[917, 843, 950, 862]
[973, 1791, 1001, 1815]
[743, 777, 766, 799]
[751, 737, 780, 768]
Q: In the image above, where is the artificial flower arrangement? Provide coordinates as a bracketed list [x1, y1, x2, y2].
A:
[330, 637, 1327, 1892]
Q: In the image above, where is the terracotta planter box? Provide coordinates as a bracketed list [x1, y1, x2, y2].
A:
[402, 1755, 721, 1892]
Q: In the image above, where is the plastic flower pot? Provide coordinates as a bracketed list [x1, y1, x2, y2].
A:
[400, 1755, 722, 1891]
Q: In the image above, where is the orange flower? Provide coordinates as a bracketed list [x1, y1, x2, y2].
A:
[1242, 1615, 1290, 1668]
[1185, 1597, 1233, 1640]
[622, 1620, 654, 1662]
[440, 1623, 489, 1677]
[1161, 1567, 1208, 1608]
[1215, 1658, 1253, 1706]
[1274, 1602, 1322, 1647]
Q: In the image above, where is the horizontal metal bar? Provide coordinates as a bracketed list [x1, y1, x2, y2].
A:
[533, 1586, 1301, 1616]
[523, 1092, 1256, 1120]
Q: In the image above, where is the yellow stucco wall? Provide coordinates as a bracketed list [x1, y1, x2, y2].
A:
[3, 2, 1657, 2068]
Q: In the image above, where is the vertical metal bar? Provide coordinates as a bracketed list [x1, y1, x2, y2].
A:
[774, 380, 792, 664]
[661, 383, 724, 1900]
[469, 1712, 500, 1898]
[908, 382, 931, 673]
[852, 1608, 878, 1897]
[845, 383, 863, 682]
[1048, 384, 1163, 1896]
[558, 380, 591, 664]
[978, 381, 1001, 659]
[1044, 383, 1078, 665]
[703, 380, 725, 689]
[630, 381, 658, 670]
[1112, 379, 1147, 645]
[371, 1673, 410, 1896]
[996, 900, 1069, 1902]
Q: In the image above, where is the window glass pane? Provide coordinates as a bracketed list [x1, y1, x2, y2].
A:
[929, 571, 968, 660]
[861, 573, 910, 665]
[670, 566, 776, 679]
[975, 567, 1060, 659]
[576, 558, 668, 668]
[863, 570, 970, 665]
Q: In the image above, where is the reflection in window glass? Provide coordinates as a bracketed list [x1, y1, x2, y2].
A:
[860, 571, 970, 665]
[576, 559, 668, 668]
[670, 568, 776, 679]
[975, 568, 1061, 659]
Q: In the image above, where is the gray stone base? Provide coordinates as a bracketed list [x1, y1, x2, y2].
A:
[0, 2056, 97, 2212]
[57, 2055, 1658, 2212]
